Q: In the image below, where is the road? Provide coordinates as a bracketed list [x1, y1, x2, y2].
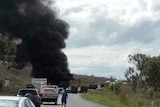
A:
[41, 93, 108, 107]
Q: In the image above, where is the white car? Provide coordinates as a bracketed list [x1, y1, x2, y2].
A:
[0, 96, 36, 107]
[17, 87, 41, 107]
[58, 87, 64, 94]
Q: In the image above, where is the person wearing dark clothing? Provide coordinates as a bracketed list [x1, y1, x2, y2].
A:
[25, 93, 37, 106]
[61, 88, 68, 107]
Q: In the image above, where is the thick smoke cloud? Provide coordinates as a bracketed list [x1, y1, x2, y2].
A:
[0, 0, 73, 84]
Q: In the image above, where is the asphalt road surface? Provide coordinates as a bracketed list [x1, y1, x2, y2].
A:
[41, 93, 108, 107]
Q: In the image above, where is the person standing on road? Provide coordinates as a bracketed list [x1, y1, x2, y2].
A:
[61, 88, 68, 107]
[25, 93, 37, 106]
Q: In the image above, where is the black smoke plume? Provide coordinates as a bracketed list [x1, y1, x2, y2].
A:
[0, 0, 73, 84]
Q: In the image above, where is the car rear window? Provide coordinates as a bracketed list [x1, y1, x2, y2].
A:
[44, 88, 55, 92]
[19, 90, 37, 96]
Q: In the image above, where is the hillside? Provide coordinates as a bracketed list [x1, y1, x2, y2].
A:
[0, 64, 32, 95]
[73, 74, 109, 86]
[0, 64, 108, 95]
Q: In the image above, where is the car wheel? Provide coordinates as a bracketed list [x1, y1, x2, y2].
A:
[41, 101, 43, 104]
[55, 101, 57, 105]
[36, 104, 40, 107]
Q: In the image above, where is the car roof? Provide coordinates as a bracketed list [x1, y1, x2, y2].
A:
[0, 96, 24, 100]
[17, 88, 39, 96]
[19, 88, 37, 90]
[0, 96, 36, 107]
[44, 87, 54, 89]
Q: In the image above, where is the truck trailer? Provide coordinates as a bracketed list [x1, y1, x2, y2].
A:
[32, 78, 47, 93]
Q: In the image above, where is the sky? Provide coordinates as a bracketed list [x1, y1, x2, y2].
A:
[53, 0, 160, 80]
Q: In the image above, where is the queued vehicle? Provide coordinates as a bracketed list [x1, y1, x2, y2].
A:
[17, 84, 41, 107]
[58, 87, 64, 94]
[67, 79, 78, 93]
[0, 96, 36, 107]
[40, 84, 59, 105]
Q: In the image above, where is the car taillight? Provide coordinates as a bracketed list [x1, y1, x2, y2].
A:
[36, 95, 41, 99]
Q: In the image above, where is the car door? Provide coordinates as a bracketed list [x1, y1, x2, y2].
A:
[24, 99, 36, 107]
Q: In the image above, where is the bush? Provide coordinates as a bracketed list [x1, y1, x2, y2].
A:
[147, 88, 154, 98]
[109, 82, 121, 94]
[137, 100, 144, 107]
[119, 92, 128, 105]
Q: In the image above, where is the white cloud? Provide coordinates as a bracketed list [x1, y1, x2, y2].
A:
[56, 0, 160, 79]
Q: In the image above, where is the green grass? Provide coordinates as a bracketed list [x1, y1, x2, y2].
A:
[2, 63, 160, 107]
[82, 87, 160, 107]
[82, 90, 129, 107]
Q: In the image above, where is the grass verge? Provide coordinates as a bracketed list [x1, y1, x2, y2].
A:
[81, 87, 160, 107]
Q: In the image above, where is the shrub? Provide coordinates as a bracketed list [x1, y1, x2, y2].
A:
[137, 100, 145, 107]
[109, 82, 121, 94]
[119, 92, 128, 105]
[155, 100, 160, 107]
[147, 88, 154, 98]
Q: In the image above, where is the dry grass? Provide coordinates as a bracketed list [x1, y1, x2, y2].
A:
[82, 84, 160, 107]
[0, 64, 32, 95]
[0, 64, 108, 95]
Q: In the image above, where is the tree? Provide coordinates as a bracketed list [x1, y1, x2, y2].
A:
[128, 53, 148, 71]
[126, 54, 160, 91]
[125, 67, 138, 92]
[126, 54, 149, 92]
[142, 56, 160, 90]
[0, 34, 17, 69]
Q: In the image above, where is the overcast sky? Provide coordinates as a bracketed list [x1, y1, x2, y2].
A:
[54, 0, 160, 79]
